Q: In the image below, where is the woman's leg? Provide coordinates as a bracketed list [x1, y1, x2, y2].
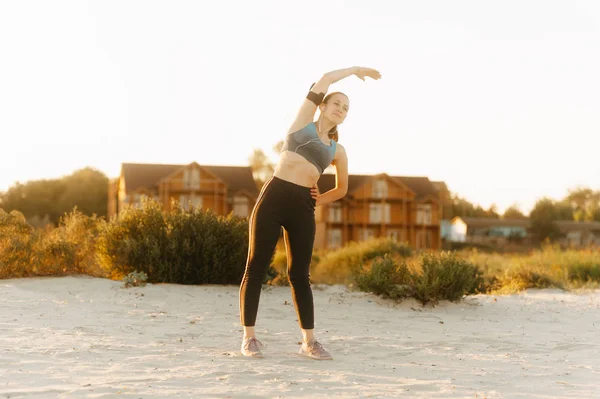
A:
[283, 210, 316, 331]
[283, 199, 333, 360]
[239, 181, 282, 332]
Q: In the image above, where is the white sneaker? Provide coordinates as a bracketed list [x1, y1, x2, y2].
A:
[241, 337, 264, 358]
[298, 339, 333, 360]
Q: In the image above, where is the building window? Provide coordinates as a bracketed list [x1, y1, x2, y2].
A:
[387, 230, 399, 241]
[369, 204, 381, 223]
[416, 230, 433, 248]
[369, 203, 391, 223]
[189, 194, 203, 209]
[184, 168, 201, 189]
[416, 204, 432, 225]
[180, 194, 202, 210]
[233, 196, 249, 217]
[327, 228, 343, 249]
[328, 203, 342, 222]
[359, 228, 376, 241]
[372, 179, 388, 199]
[566, 231, 581, 247]
[179, 194, 188, 208]
[131, 193, 149, 208]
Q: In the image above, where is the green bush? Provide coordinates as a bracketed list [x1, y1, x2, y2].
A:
[567, 262, 600, 282]
[494, 265, 559, 293]
[313, 238, 412, 284]
[0, 208, 104, 279]
[461, 245, 600, 292]
[411, 252, 484, 305]
[96, 199, 169, 280]
[353, 252, 482, 306]
[510, 268, 557, 290]
[51, 209, 104, 276]
[0, 209, 37, 278]
[123, 271, 148, 288]
[354, 254, 413, 300]
[96, 198, 249, 284]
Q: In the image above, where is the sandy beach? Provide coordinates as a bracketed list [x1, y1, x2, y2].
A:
[1, 276, 599, 398]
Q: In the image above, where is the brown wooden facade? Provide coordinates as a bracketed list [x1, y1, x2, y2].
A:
[108, 162, 259, 219]
[108, 164, 445, 250]
[315, 173, 443, 250]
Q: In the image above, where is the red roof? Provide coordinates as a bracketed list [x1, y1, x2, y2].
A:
[121, 163, 258, 197]
[317, 173, 439, 200]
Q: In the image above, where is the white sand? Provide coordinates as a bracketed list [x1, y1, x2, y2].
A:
[1, 276, 599, 399]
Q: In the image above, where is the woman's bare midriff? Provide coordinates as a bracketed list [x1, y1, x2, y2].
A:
[273, 151, 321, 188]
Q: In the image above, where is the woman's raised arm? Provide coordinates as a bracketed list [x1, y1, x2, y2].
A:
[287, 67, 381, 134]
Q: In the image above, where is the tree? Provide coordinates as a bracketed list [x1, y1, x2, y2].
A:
[0, 167, 108, 225]
[58, 167, 108, 218]
[0, 179, 66, 224]
[448, 195, 499, 219]
[448, 195, 476, 219]
[484, 204, 500, 219]
[529, 197, 561, 243]
[554, 199, 575, 220]
[502, 204, 526, 219]
[248, 148, 274, 189]
[272, 140, 284, 154]
[566, 187, 600, 221]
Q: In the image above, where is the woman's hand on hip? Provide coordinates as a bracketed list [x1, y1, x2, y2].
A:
[311, 185, 319, 203]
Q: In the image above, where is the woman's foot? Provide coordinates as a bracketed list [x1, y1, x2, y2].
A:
[241, 337, 264, 358]
[298, 338, 333, 360]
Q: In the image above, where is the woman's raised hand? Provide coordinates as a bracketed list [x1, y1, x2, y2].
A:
[354, 67, 382, 81]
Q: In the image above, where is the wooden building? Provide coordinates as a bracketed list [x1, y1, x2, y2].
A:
[315, 173, 442, 250]
[108, 162, 258, 218]
[108, 163, 444, 250]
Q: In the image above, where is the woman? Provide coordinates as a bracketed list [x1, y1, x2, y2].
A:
[239, 66, 382, 360]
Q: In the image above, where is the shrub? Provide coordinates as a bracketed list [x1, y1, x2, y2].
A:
[0, 208, 104, 279]
[123, 271, 148, 288]
[50, 209, 104, 276]
[96, 199, 169, 280]
[313, 238, 412, 284]
[96, 198, 249, 284]
[0, 209, 37, 278]
[354, 254, 413, 300]
[460, 245, 600, 293]
[352, 252, 482, 306]
[411, 252, 484, 305]
[567, 262, 600, 283]
[500, 266, 558, 292]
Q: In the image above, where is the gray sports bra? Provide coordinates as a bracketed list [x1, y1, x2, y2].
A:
[280, 122, 337, 174]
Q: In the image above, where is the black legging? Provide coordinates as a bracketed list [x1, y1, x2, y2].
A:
[239, 176, 316, 329]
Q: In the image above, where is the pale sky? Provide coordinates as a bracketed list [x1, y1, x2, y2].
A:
[1, 0, 598, 214]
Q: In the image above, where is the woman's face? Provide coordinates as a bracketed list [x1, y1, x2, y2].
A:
[321, 93, 349, 125]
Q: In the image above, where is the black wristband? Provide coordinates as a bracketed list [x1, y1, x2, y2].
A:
[306, 90, 325, 106]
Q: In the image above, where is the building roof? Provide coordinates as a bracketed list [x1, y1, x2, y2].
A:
[393, 176, 439, 200]
[556, 220, 600, 233]
[431, 181, 449, 192]
[316, 174, 370, 196]
[316, 173, 439, 201]
[454, 217, 530, 228]
[454, 217, 600, 232]
[123, 163, 181, 192]
[121, 163, 258, 196]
